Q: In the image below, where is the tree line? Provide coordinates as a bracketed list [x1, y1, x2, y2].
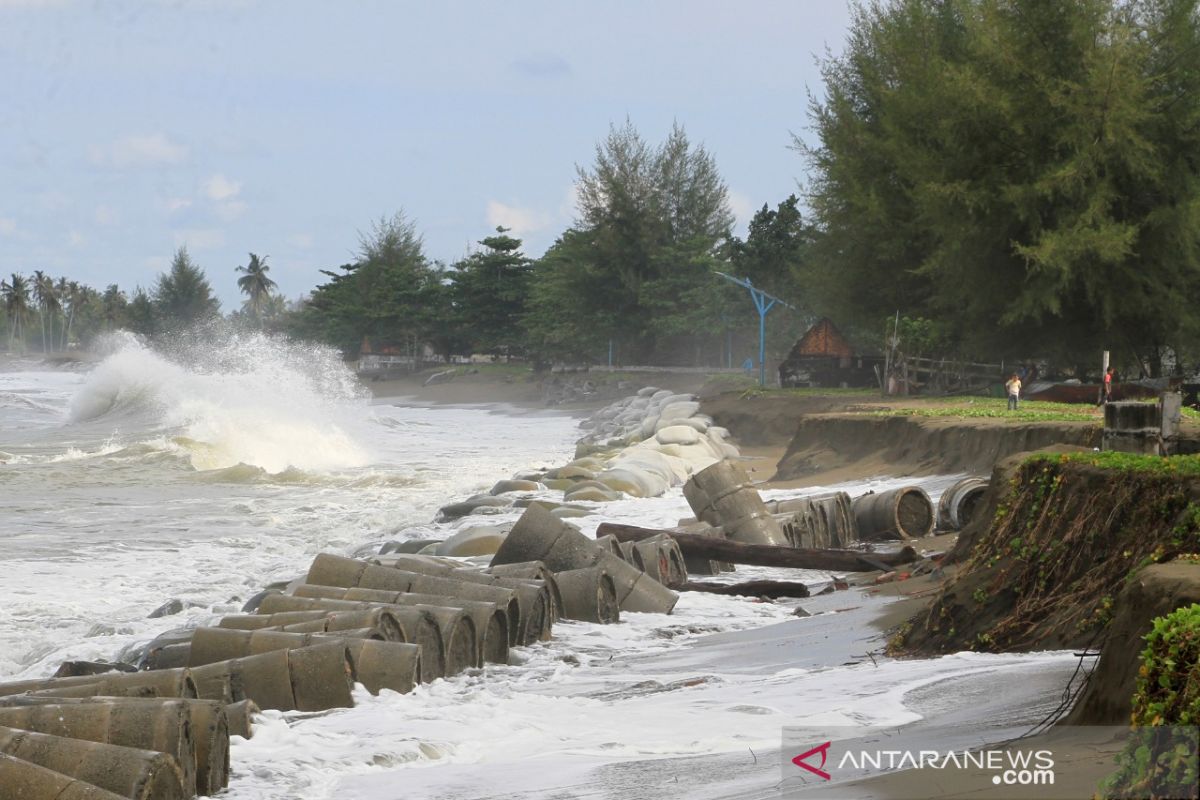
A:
[4, 0, 1195, 378]
[1, 248, 280, 352]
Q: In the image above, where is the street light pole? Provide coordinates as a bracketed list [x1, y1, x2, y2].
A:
[714, 271, 795, 387]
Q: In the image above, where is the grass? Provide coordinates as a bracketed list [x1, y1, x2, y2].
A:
[870, 397, 1100, 423]
[1026, 450, 1200, 477]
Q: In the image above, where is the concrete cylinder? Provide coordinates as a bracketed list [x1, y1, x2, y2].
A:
[223, 699, 258, 740]
[0, 669, 197, 700]
[632, 536, 671, 584]
[256, 596, 406, 643]
[287, 643, 357, 711]
[217, 610, 329, 630]
[313, 638, 421, 695]
[687, 460, 789, 546]
[552, 567, 619, 624]
[0, 752, 131, 800]
[187, 644, 355, 712]
[253, 596, 444, 682]
[936, 477, 990, 531]
[293, 586, 509, 667]
[0, 723, 186, 800]
[852, 486, 934, 540]
[485, 562, 563, 624]
[0, 701, 197, 798]
[492, 505, 678, 614]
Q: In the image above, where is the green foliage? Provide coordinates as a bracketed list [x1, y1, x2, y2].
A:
[447, 228, 533, 358]
[524, 120, 739, 365]
[873, 397, 1100, 422]
[153, 247, 220, 328]
[1027, 451, 1200, 479]
[235, 253, 279, 325]
[289, 211, 447, 356]
[1098, 603, 1200, 799]
[802, 0, 1200, 369]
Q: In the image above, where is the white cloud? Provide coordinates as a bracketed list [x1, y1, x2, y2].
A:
[89, 133, 188, 168]
[203, 173, 241, 201]
[67, 230, 86, 247]
[728, 189, 755, 227]
[288, 233, 314, 249]
[172, 228, 225, 249]
[485, 200, 552, 236]
[0, 217, 16, 236]
[163, 197, 192, 213]
[94, 205, 118, 225]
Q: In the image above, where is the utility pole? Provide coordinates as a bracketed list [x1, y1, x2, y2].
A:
[714, 272, 796, 386]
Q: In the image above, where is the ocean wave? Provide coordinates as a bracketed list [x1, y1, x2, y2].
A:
[67, 331, 374, 473]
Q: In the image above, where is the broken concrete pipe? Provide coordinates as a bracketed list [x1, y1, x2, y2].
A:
[0, 723, 187, 800]
[851, 486, 935, 540]
[303, 553, 546, 647]
[222, 699, 258, 740]
[290, 584, 508, 667]
[0, 752, 131, 800]
[187, 643, 355, 713]
[936, 477, 990, 531]
[684, 460, 789, 547]
[0, 699, 200, 798]
[186, 628, 421, 696]
[551, 567, 620, 624]
[489, 504, 678, 615]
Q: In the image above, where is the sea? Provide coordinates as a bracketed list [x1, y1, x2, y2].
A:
[0, 333, 1083, 799]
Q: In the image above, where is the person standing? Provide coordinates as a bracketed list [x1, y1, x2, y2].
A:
[1102, 367, 1115, 404]
[1006, 373, 1022, 411]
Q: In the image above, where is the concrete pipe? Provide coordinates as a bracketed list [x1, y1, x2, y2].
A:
[592, 535, 624, 561]
[686, 460, 788, 546]
[681, 481, 721, 529]
[659, 537, 688, 589]
[28, 683, 157, 700]
[256, 596, 406, 643]
[0, 669, 198, 700]
[936, 477, 990, 531]
[485, 562, 563, 623]
[142, 643, 192, 672]
[187, 644, 355, 712]
[223, 699, 258, 740]
[551, 567, 619, 624]
[52, 662, 136, 679]
[287, 643, 357, 711]
[618, 540, 638, 565]
[217, 610, 330, 630]
[632, 536, 671, 584]
[0, 701, 198, 798]
[293, 586, 509, 667]
[0, 752, 130, 800]
[492, 505, 678, 614]
[0, 724, 186, 800]
[9, 695, 226, 795]
[852, 486, 935, 540]
[311, 638, 421, 695]
[371, 554, 556, 607]
[187, 626, 382, 667]
[254, 596, 444, 682]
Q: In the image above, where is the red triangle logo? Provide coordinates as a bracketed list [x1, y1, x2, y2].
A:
[792, 741, 832, 781]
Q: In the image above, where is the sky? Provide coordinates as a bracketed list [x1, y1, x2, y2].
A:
[0, 0, 854, 309]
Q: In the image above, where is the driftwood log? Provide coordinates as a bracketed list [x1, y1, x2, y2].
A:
[595, 522, 918, 573]
[682, 580, 811, 598]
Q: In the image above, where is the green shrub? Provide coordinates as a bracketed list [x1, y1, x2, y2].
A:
[1098, 603, 1200, 799]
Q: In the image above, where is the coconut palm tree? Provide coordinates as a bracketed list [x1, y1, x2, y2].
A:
[1, 273, 31, 351]
[235, 253, 278, 324]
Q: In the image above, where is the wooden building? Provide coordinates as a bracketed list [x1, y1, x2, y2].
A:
[778, 318, 881, 388]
